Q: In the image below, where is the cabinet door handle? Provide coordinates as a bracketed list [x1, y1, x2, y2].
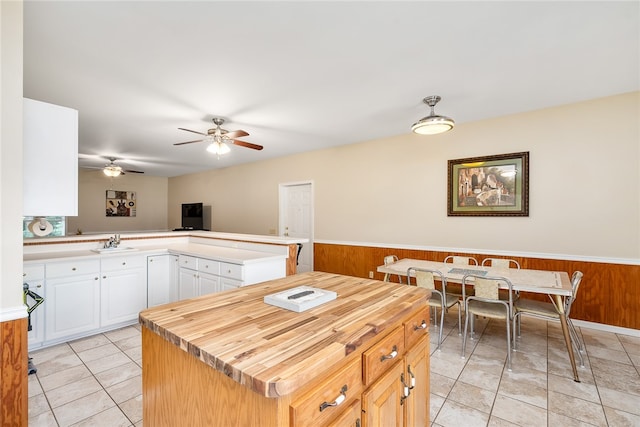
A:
[95, 277, 99, 280]
[400, 373, 410, 405]
[36, 284, 42, 288]
[103, 276, 107, 279]
[122, 262, 126, 266]
[319, 385, 347, 412]
[407, 365, 416, 389]
[414, 320, 427, 330]
[72, 267, 77, 271]
[380, 345, 398, 362]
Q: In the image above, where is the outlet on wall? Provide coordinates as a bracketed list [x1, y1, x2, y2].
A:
[369, 271, 374, 279]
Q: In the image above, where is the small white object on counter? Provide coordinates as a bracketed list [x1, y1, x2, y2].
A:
[264, 285, 337, 312]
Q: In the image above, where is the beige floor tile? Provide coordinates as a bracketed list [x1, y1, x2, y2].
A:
[590, 357, 640, 395]
[76, 343, 122, 363]
[548, 390, 607, 426]
[84, 351, 132, 375]
[38, 364, 92, 392]
[114, 335, 141, 352]
[598, 386, 640, 416]
[123, 345, 142, 361]
[586, 345, 632, 365]
[28, 410, 58, 427]
[603, 406, 640, 427]
[458, 363, 502, 393]
[487, 415, 521, 427]
[28, 373, 43, 398]
[47, 376, 104, 409]
[104, 326, 140, 342]
[28, 393, 50, 418]
[620, 340, 640, 357]
[548, 372, 600, 403]
[548, 411, 599, 426]
[430, 393, 445, 422]
[492, 394, 547, 427]
[69, 406, 132, 427]
[52, 390, 115, 427]
[69, 334, 110, 353]
[119, 395, 143, 424]
[106, 375, 142, 404]
[31, 343, 74, 365]
[447, 380, 496, 413]
[95, 361, 141, 388]
[430, 372, 456, 398]
[434, 400, 490, 427]
[498, 366, 547, 409]
[32, 352, 83, 378]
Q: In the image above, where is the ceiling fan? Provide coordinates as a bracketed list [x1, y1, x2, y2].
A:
[101, 157, 144, 177]
[175, 118, 263, 155]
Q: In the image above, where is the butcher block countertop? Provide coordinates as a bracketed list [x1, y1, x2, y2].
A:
[139, 271, 429, 398]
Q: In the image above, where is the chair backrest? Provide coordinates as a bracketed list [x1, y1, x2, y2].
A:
[565, 271, 583, 315]
[407, 267, 445, 291]
[384, 255, 399, 266]
[444, 255, 478, 266]
[462, 274, 514, 305]
[481, 258, 520, 269]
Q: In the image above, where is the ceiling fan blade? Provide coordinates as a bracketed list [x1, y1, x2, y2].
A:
[178, 127, 207, 136]
[225, 130, 249, 139]
[123, 169, 144, 174]
[232, 139, 263, 151]
[174, 139, 205, 146]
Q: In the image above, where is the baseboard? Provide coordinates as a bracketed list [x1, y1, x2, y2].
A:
[573, 319, 640, 337]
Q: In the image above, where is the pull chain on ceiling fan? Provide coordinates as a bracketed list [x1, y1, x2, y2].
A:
[175, 118, 263, 155]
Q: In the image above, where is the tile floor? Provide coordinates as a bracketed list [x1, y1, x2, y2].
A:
[27, 311, 640, 426]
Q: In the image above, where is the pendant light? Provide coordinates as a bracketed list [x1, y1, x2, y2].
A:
[411, 95, 455, 135]
[103, 164, 123, 177]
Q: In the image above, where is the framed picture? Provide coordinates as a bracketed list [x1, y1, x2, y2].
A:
[106, 190, 137, 217]
[448, 152, 529, 216]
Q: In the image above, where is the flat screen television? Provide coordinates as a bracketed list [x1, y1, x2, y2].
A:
[181, 202, 203, 230]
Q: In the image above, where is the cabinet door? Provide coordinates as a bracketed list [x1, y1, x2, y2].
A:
[220, 277, 242, 292]
[101, 266, 147, 327]
[361, 361, 404, 427]
[178, 268, 198, 300]
[147, 255, 178, 307]
[198, 271, 220, 296]
[404, 338, 429, 427]
[45, 274, 100, 341]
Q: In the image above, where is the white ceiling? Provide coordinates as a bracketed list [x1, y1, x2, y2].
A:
[24, 1, 639, 177]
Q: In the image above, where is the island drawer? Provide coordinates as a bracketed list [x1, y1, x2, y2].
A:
[290, 356, 363, 427]
[362, 326, 405, 386]
[46, 259, 100, 278]
[219, 262, 242, 280]
[101, 255, 145, 271]
[23, 264, 45, 281]
[404, 307, 429, 350]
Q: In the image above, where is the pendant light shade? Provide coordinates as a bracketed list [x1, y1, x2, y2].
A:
[412, 96, 455, 135]
[103, 165, 123, 177]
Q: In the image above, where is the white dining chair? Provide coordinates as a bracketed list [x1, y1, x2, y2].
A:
[512, 271, 585, 367]
[444, 255, 478, 266]
[461, 274, 515, 371]
[407, 267, 461, 351]
[481, 258, 520, 269]
[383, 255, 403, 283]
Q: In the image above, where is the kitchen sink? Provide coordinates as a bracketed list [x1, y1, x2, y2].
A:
[91, 247, 139, 254]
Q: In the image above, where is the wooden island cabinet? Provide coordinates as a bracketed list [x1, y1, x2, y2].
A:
[140, 272, 430, 426]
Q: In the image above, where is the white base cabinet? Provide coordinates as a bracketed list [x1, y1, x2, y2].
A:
[178, 255, 220, 299]
[24, 264, 45, 349]
[45, 259, 101, 342]
[147, 254, 178, 307]
[100, 255, 147, 327]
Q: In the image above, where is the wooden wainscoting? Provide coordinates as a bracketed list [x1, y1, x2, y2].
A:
[314, 243, 640, 331]
[1, 317, 28, 426]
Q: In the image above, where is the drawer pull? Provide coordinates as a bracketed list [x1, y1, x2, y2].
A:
[407, 365, 416, 389]
[72, 267, 77, 271]
[414, 320, 428, 331]
[319, 385, 347, 412]
[380, 345, 398, 362]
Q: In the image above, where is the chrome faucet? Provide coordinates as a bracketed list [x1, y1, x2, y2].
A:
[103, 234, 121, 248]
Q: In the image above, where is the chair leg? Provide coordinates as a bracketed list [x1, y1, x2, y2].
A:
[506, 315, 512, 371]
[457, 303, 462, 336]
[437, 304, 445, 351]
[512, 312, 519, 351]
[461, 303, 470, 359]
[567, 319, 585, 367]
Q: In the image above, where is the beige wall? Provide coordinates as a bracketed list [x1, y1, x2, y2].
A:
[67, 170, 169, 234]
[169, 92, 640, 261]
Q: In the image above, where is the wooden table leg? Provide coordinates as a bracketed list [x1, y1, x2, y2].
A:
[555, 295, 580, 382]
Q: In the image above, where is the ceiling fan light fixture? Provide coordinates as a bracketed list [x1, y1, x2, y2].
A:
[103, 165, 123, 177]
[412, 95, 455, 135]
[206, 141, 231, 155]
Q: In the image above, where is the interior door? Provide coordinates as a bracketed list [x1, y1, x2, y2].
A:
[279, 182, 313, 273]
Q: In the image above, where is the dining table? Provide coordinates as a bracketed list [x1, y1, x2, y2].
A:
[377, 258, 581, 382]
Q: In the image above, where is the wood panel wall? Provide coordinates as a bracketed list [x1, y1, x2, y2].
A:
[1, 317, 28, 426]
[314, 243, 640, 331]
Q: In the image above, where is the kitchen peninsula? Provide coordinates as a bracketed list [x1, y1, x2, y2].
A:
[23, 231, 307, 350]
[140, 271, 430, 427]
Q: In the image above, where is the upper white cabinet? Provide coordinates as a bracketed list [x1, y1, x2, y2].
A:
[23, 98, 78, 216]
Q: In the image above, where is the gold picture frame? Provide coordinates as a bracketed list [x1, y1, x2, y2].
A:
[448, 152, 529, 216]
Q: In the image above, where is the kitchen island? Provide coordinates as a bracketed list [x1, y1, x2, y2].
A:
[139, 271, 430, 426]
